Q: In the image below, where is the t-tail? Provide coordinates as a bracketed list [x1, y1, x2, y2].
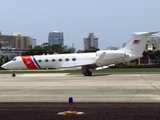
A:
[119, 31, 160, 55]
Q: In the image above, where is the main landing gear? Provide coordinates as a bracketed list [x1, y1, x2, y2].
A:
[83, 71, 92, 76]
[12, 71, 16, 77]
[81, 65, 93, 76]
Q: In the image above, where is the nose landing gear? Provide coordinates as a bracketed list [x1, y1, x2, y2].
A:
[12, 71, 16, 77]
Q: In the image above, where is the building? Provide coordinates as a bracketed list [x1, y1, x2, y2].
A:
[0, 31, 36, 56]
[48, 31, 63, 46]
[145, 36, 160, 50]
[138, 36, 160, 65]
[0, 31, 36, 49]
[30, 37, 36, 48]
[83, 33, 98, 50]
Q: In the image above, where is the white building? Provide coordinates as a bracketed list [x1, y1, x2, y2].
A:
[83, 33, 98, 50]
[145, 36, 160, 50]
[30, 37, 36, 48]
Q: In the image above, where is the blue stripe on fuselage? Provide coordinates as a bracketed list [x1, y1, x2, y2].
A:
[32, 56, 41, 69]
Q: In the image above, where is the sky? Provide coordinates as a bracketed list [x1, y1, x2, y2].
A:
[1, 0, 160, 50]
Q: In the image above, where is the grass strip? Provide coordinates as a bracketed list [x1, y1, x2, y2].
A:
[0, 69, 160, 74]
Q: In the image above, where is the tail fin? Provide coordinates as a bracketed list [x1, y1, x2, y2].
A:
[119, 31, 160, 55]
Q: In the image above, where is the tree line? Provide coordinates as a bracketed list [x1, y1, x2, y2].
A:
[21, 44, 72, 55]
[21, 44, 100, 55]
[143, 50, 160, 65]
[0, 55, 10, 69]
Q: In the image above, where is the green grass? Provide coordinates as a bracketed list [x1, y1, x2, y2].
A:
[94, 70, 160, 73]
[0, 69, 160, 74]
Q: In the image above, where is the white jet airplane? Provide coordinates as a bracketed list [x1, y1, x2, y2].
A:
[1, 31, 159, 77]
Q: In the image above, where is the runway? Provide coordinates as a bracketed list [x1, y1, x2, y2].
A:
[1, 73, 160, 119]
[0, 73, 160, 102]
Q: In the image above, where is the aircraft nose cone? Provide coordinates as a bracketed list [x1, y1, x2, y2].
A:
[1, 63, 8, 69]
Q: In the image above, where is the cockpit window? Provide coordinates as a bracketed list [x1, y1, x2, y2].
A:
[12, 58, 17, 61]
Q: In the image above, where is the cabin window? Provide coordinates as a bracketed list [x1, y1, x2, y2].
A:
[65, 58, 69, 62]
[72, 58, 76, 61]
[45, 59, 49, 62]
[52, 59, 55, 62]
[59, 59, 62, 62]
[38, 60, 42, 62]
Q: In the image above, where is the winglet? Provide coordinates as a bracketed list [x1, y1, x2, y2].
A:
[95, 52, 106, 66]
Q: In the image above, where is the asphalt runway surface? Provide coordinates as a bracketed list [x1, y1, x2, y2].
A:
[1, 102, 160, 120]
[0, 72, 160, 119]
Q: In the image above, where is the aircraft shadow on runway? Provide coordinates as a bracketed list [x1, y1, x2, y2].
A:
[69, 73, 111, 77]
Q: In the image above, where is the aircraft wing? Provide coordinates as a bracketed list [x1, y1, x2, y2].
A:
[95, 52, 106, 66]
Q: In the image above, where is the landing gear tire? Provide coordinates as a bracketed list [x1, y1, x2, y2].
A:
[84, 71, 92, 76]
[12, 73, 16, 77]
[12, 71, 16, 77]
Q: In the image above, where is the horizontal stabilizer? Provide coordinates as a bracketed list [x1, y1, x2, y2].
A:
[133, 31, 160, 36]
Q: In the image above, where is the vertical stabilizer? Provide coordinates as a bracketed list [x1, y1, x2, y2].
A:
[120, 31, 159, 55]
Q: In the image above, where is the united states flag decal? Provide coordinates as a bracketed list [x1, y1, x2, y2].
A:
[133, 40, 141, 44]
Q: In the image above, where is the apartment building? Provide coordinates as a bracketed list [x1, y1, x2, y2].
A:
[48, 31, 63, 46]
[0, 31, 36, 55]
[83, 33, 98, 50]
